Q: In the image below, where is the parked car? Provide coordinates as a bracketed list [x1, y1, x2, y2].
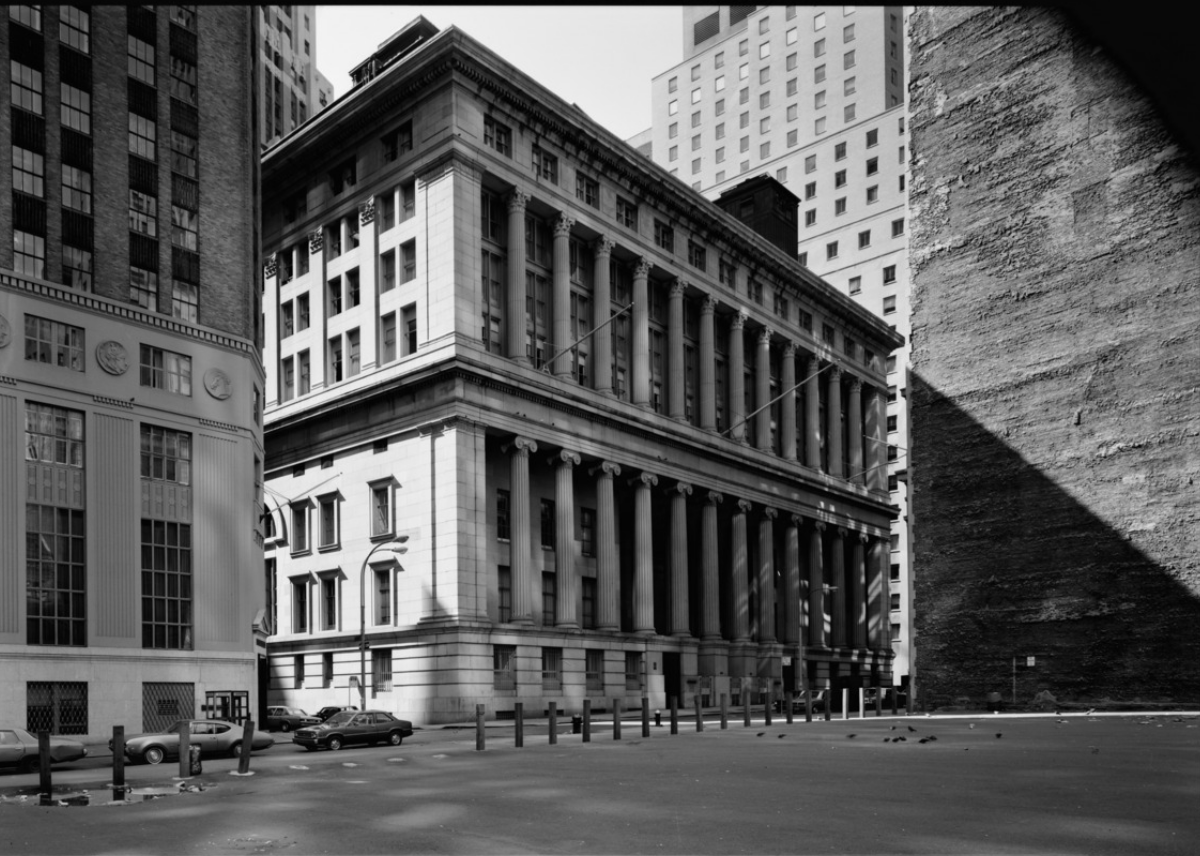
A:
[266, 706, 320, 733]
[293, 710, 413, 752]
[791, 689, 828, 713]
[0, 728, 89, 773]
[314, 705, 358, 722]
[112, 720, 274, 765]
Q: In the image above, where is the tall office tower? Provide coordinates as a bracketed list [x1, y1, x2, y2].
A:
[0, 6, 265, 738]
[258, 5, 333, 147]
[261, 17, 902, 724]
[648, 5, 914, 692]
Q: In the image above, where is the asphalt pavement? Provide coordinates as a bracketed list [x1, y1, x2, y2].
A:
[2, 711, 1198, 855]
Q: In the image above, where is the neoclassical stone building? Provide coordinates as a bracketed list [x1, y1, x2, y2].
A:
[262, 18, 903, 723]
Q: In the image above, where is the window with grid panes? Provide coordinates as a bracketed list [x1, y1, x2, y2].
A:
[576, 172, 599, 208]
[484, 115, 511, 157]
[859, 230, 871, 249]
[60, 5, 90, 51]
[532, 146, 558, 183]
[170, 131, 198, 178]
[59, 166, 91, 215]
[61, 84, 91, 134]
[129, 266, 157, 311]
[526, 271, 550, 367]
[11, 61, 43, 114]
[481, 250, 504, 353]
[62, 246, 91, 290]
[140, 345, 191, 395]
[892, 218, 905, 237]
[375, 568, 391, 624]
[611, 258, 632, 398]
[884, 265, 897, 284]
[616, 197, 637, 230]
[129, 113, 156, 160]
[171, 205, 198, 251]
[654, 220, 674, 253]
[141, 519, 193, 649]
[170, 55, 197, 105]
[128, 35, 156, 84]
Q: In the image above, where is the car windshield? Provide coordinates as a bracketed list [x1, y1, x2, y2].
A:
[324, 712, 355, 726]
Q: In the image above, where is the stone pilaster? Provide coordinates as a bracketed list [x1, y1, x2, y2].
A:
[808, 520, 826, 647]
[784, 515, 802, 646]
[632, 471, 658, 634]
[831, 526, 847, 647]
[592, 461, 621, 631]
[731, 499, 752, 642]
[505, 436, 538, 624]
[758, 507, 777, 643]
[853, 532, 868, 648]
[553, 450, 581, 628]
[669, 481, 692, 636]
[756, 326, 773, 451]
[848, 377, 864, 484]
[806, 357, 822, 470]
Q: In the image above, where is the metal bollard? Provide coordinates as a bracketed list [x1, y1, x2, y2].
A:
[875, 687, 883, 718]
[112, 726, 126, 789]
[891, 687, 899, 716]
[765, 687, 773, 727]
[906, 688, 913, 717]
[613, 699, 622, 740]
[695, 694, 704, 732]
[237, 719, 254, 774]
[549, 702, 557, 745]
[641, 697, 650, 738]
[786, 692, 794, 724]
[805, 688, 813, 723]
[476, 704, 486, 751]
[824, 684, 832, 721]
[583, 700, 592, 743]
[670, 697, 678, 735]
[514, 702, 524, 748]
[720, 693, 729, 730]
[178, 721, 192, 779]
[38, 731, 52, 800]
[743, 694, 752, 728]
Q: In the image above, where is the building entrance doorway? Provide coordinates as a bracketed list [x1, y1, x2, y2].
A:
[663, 652, 682, 705]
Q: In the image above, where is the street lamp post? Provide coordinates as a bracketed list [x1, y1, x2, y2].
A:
[359, 538, 408, 710]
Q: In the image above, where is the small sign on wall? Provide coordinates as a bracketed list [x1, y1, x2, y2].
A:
[1026, 656, 1036, 667]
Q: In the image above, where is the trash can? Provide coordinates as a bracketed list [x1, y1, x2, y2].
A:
[571, 716, 582, 735]
[188, 743, 202, 775]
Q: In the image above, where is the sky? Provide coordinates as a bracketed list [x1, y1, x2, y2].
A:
[313, 6, 683, 142]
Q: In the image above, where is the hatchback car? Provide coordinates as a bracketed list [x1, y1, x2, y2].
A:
[266, 706, 320, 733]
[293, 710, 413, 751]
[114, 720, 274, 765]
[0, 728, 89, 773]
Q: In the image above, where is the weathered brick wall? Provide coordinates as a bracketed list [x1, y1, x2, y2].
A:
[907, 7, 1200, 706]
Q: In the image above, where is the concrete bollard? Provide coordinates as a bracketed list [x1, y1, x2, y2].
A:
[875, 687, 883, 717]
[892, 687, 899, 716]
[743, 694, 752, 728]
[720, 693, 729, 730]
[514, 702, 524, 748]
[842, 688, 849, 721]
[38, 731, 52, 800]
[858, 687, 865, 720]
[786, 692, 794, 724]
[824, 684, 832, 722]
[583, 699, 591, 743]
[112, 726, 126, 789]
[641, 697, 650, 738]
[765, 687, 773, 727]
[178, 720, 192, 779]
[237, 719, 254, 774]
[670, 697, 678, 735]
[549, 702, 557, 745]
[476, 704, 485, 751]
[613, 699, 621, 740]
[695, 694, 704, 732]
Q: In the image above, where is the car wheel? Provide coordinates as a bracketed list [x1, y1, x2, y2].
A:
[19, 756, 39, 774]
[228, 741, 243, 759]
[327, 736, 343, 751]
[280, 721, 291, 733]
[388, 731, 403, 746]
[144, 746, 165, 765]
[303, 745, 316, 752]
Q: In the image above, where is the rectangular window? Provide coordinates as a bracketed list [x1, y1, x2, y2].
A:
[62, 246, 92, 291]
[845, 103, 857, 122]
[140, 519, 193, 649]
[170, 131, 198, 179]
[867, 185, 879, 204]
[297, 295, 310, 331]
[892, 218, 905, 238]
[139, 345, 191, 395]
[849, 276, 861, 295]
[540, 498, 556, 549]
[835, 197, 847, 215]
[497, 565, 512, 623]
[532, 146, 558, 183]
[858, 230, 871, 249]
[171, 205, 198, 252]
[542, 647, 562, 690]
[294, 654, 306, 687]
[291, 503, 309, 554]
[481, 249, 504, 354]
[371, 482, 394, 538]
[867, 157, 879, 176]
[169, 55, 197, 105]
[616, 197, 638, 230]
[24, 316, 84, 371]
[687, 240, 706, 270]
[13, 146, 44, 197]
[826, 241, 838, 260]
[317, 494, 339, 549]
[328, 335, 343, 383]
[400, 240, 417, 283]
[883, 295, 897, 315]
[844, 49, 856, 69]
[372, 649, 392, 693]
[814, 38, 825, 57]
[60, 84, 91, 134]
[576, 173, 599, 208]
[128, 112, 156, 160]
[380, 248, 396, 292]
[805, 209, 816, 227]
[375, 568, 392, 626]
[625, 652, 642, 691]
[402, 303, 418, 356]
[328, 158, 356, 195]
[60, 6, 90, 52]
[292, 579, 308, 633]
[484, 115, 512, 157]
[128, 35, 156, 84]
[25, 503, 87, 646]
[140, 424, 191, 484]
[26, 681, 89, 735]
[654, 220, 674, 253]
[542, 574, 557, 627]
[493, 644, 515, 689]
[129, 189, 157, 237]
[11, 61, 43, 114]
[884, 265, 897, 284]
[582, 583, 598, 632]
[62, 165, 92, 214]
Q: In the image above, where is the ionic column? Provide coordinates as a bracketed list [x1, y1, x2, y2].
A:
[591, 236, 615, 394]
[831, 526, 847, 647]
[731, 499, 752, 642]
[728, 312, 747, 443]
[805, 357, 822, 470]
[784, 515, 802, 646]
[632, 471, 658, 634]
[700, 491, 723, 640]
[758, 507, 777, 643]
[865, 383, 882, 490]
[592, 461, 621, 631]
[826, 366, 844, 478]
[781, 342, 797, 461]
[848, 378, 864, 484]
[852, 532, 868, 649]
[669, 481, 693, 636]
[505, 436, 538, 623]
[631, 258, 651, 407]
[808, 521, 826, 647]
[756, 326, 772, 451]
[505, 191, 530, 362]
[553, 450, 581, 628]
[699, 296, 717, 431]
[873, 387, 889, 492]
[668, 278, 686, 419]
[551, 214, 575, 378]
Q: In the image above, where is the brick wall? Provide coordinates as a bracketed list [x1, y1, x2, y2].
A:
[907, 7, 1200, 706]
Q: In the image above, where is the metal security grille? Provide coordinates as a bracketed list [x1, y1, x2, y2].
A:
[142, 682, 194, 732]
[694, 11, 719, 47]
[729, 6, 755, 27]
[27, 682, 88, 735]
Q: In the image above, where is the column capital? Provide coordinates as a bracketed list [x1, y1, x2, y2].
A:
[669, 481, 693, 497]
[592, 235, 615, 258]
[308, 228, 323, 255]
[758, 325, 773, 345]
[782, 340, 797, 359]
[858, 531, 870, 544]
[807, 355, 821, 373]
[731, 311, 748, 332]
[551, 449, 581, 468]
[263, 253, 278, 279]
[358, 199, 376, 225]
[701, 294, 717, 315]
[590, 460, 622, 479]
[836, 525, 848, 538]
[554, 214, 575, 237]
[829, 365, 843, 382]
[736, 498, 753, 515]
[630, 471, 659, 489]
[705, 490, 724, 506]
[789, 513, 803, 528]
[813, 520, 827, 532]
[507, 189, 531, 214]
[762, 507, 778, 521]
[850, 376, 863, 393]
[670, 277, 687, 298]
[635, 257, 651, 278]
[503, 436, 538, 456]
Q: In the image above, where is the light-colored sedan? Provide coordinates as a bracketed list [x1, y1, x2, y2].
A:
[0, 728, 89, 773]
[114, 720, 274, 765]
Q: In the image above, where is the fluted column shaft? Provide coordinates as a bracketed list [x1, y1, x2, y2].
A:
[731, 500, 752, 641]
[593, 461, 621, 631]
[873, 387, 888, 491]
[852, 533, 868, 648]
[632, 259, 651, 406]
[670, 482, 692, 636]
[699, 297, 716, 430]
[781, 343, 797, 460]
[505, 192, 530, 362]
[592, 237, 614, 394]
[551, 215, 575, 377]
[668, 279, 686, 419]
[633, 472, 658, 634]
[701, 492, 723, 640]
[808, 521, 826, 647]
[784, 516, 801, 647]
[876, 535, 891, 647]
[827, 367, 844, 478]
[729, 313, 747, 442]
[758, 508, 777, 643]
[831, 526, 847, 647]
[507, 437, 537, 623]
[848, 378, 864, 484]
[805, 357, 821, 470]
[756, 327, 772, 450]
[553, 451, 580, 628]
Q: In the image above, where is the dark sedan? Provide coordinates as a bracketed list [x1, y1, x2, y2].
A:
[0, 728, 89, 773]
[266, 706, 320, 732]
[293, 710, 413, 751]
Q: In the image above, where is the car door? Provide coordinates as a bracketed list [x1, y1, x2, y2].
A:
[348, 714, 373, 745]
[189, 721, 215, 755]
[0, 730, 26, 766]
[207, 722, 235, 754]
